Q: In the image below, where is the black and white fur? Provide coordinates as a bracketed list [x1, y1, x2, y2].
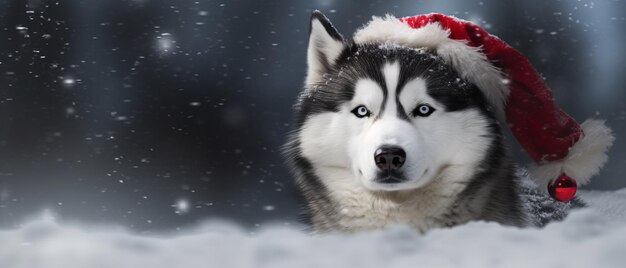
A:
[284, 11, 578, 233]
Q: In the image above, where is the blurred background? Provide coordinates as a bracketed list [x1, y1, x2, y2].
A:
[0, 0, 624, 232]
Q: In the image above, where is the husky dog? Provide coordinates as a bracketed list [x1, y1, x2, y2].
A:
[284, 12, 577, 233]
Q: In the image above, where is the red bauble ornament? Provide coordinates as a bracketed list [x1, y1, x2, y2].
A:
[548, 175, 577, 202]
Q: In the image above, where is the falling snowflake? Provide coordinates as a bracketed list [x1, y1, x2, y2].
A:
[156, 33, 176, 55]
[63, 78, 75, 85]
[174, 198, 191, 214]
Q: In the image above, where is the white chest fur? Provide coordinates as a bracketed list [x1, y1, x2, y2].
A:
[314, 166, 478, 233]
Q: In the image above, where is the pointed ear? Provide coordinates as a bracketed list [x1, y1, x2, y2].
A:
[306, 11, 345, 85]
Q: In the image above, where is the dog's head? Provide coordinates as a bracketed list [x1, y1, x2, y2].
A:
[290, 11, 498, 192]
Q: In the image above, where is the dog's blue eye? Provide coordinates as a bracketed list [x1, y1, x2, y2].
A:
[351, 105, 370, 118]
[413, 104, 435, 117]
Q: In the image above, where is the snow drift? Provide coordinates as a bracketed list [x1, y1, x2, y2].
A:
[1, 189, 626, 268]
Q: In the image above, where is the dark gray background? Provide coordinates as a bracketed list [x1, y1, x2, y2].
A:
[1, 0, 624, 232]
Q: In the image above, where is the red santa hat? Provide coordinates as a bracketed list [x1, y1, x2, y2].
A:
[353, 13, 614, 201]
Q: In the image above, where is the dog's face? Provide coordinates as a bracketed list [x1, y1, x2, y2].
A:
[295, 12, 495, 192]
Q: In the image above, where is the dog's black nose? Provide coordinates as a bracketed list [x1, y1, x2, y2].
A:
[374, 146, 406, 171]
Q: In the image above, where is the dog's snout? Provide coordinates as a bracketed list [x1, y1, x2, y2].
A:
[374, 145, 406, 171]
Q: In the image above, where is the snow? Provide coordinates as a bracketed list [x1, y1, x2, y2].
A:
[62, 78, 75, 85]
[156, 33, 176, 55]
[1, 189, 626, 268]
[174, 198, 191, 214]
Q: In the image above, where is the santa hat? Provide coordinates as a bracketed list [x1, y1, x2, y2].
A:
[353, 13, 614, 201]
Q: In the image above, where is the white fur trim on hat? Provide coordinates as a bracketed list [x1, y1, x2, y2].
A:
[530, 119, 615, 187]
[353, 15, 509, 118]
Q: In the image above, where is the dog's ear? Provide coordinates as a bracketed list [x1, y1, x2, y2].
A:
[306, 10, 344, 85]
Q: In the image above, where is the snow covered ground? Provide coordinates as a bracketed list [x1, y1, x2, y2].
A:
[1, 189, 626, 268]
